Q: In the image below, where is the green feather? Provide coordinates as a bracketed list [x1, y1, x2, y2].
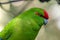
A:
[0, 7, 44, 40]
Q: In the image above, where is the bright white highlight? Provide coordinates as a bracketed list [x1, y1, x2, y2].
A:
[51, 4, 60, 19]
[50, 4, 60, 30]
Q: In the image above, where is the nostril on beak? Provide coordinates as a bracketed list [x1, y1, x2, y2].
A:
[44, 19, 48, 25]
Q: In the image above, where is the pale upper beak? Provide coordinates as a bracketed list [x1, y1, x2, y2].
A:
[44, 19, 48, 25]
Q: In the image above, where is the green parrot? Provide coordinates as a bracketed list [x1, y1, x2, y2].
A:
[0, 7, 49, 40]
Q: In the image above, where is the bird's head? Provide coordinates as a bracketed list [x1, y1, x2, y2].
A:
[30, 8, 49, 25]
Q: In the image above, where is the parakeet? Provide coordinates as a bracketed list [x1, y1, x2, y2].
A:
[0, 7, 49, 40]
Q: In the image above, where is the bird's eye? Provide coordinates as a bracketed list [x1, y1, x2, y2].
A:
[35, 12, 40, 16]
[35, 12, 42, 16]
[35, 12, 43, 17]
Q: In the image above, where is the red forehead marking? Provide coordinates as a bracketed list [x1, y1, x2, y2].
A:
[44, 10, 49, 19]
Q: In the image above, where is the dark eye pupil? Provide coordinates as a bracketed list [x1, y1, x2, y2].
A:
[35, 12, 43, 17]
[35, 12, 40, 16]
